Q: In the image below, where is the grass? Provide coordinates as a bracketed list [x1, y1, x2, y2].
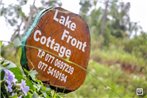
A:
[65, 60, 147, 98]
[1, 41, 147, 98]
[91, 48, 147, 73]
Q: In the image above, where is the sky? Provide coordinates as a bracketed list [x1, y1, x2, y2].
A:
[122, 0, 147, 32]
[0, 0, 147, 41]
[61, 0, 147, 32]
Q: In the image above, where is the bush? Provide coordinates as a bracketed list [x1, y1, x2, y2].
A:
[91, 48, 146, 73]
[0, 57, 62, 98]
[66, 60, 147, 98]
[124, 34, 147, 60]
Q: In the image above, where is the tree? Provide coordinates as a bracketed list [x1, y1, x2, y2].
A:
[0, 0, 62, 41]
[79, 0, 142, 47]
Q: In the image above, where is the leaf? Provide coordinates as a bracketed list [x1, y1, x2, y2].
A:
[9, 95, 18, 98]
[0, 41, 2, 47]
[32, 92, 38, 98]
[16, 47, 22, 60]
[3, 60, 16, 69]
[0, 69, 5, 80]
[28, 70, 38, 80]
[0, 58, 16, 70]
[24, 92, 33, 98]
[1, 81, 9, 98]
[10, 67, 24, 81]
[13, 37, 22, 48]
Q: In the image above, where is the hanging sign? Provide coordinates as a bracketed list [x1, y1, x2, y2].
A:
[21, 7, 90, 92]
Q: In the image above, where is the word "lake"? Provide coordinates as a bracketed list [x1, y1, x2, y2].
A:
[53, 9, 76, 31]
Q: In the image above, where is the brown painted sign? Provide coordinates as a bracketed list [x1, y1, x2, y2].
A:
[21, 7, 90, 92]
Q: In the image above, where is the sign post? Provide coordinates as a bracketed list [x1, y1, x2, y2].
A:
[21, 7, 90, 92]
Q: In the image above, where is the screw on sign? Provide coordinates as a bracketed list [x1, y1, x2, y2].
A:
[21, 7, 90, 93]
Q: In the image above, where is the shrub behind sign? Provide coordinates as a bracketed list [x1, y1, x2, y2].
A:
[21, 7, 90, 92]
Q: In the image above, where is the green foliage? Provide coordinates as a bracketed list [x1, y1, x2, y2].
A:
[1, 0, 147, 97]
[66, 60, 147, 98]
[124, 33, 147, 60]
[91, 48, 146, 73]
[0, 58, 62, 98]
[80, 0, 142, 47]
[0, 43, 20, 66]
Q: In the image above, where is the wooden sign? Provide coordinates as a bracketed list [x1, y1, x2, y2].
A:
[21, 7, 90, 92]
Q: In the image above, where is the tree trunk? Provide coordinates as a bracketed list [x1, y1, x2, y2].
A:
[100, 0, 109, 35]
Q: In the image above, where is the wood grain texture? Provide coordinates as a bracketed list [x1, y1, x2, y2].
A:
[24, 7, 90, 92]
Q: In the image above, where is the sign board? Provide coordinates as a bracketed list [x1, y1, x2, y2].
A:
[21, 7, 90, 92]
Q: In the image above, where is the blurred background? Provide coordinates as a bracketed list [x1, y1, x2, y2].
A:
[0, 0, 147, 98]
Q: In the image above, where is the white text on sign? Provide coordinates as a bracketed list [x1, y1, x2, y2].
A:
[53, 9, 76, 31]
[37, 49, 75, 83]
